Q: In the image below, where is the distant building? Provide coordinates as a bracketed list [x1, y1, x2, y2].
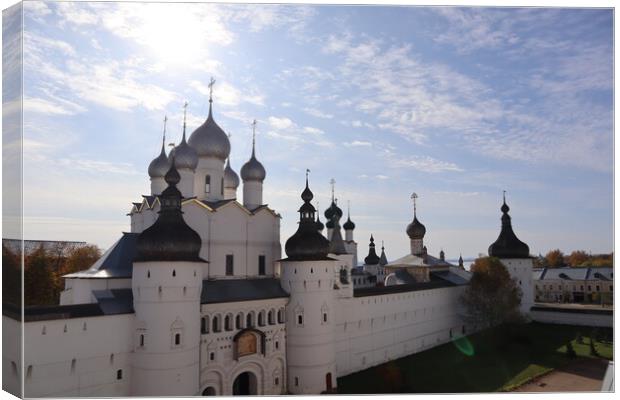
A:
[533, 267, 613, 305]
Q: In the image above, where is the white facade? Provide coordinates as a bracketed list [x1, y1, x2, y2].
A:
[500, 258, 534, 315]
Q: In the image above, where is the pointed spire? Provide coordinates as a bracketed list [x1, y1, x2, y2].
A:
[251, 119, 257, 158]
[458, 253, 464, 268]
[364, 234, 380, 265]
[379, 240, 388, 266]
[181, 102, 188, 143]
[330, 178, 336, 202]
[161, 115, 168, 153]
[207, 77, 216, 117]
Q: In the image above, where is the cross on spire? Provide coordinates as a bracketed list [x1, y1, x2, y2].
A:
[305, 168, 310, 181]
[181, 102, 188, 140]
[251, 119, 257, 157]
[162, 115, 168, 145]
[411, 192, 418, 216]
[330, 178, 336, 201]
[347, 200, 351, 217]
[208, 77, 216, 103]
[503, 190, 507, 203]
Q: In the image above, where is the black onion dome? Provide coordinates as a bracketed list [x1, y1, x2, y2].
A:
[148, 142, 171, 178]
[325, 200, 343, 220]
[343, 216, 355, 230]
[379, 244, 388, 266]
[135, 158, 204, 262]
[325, 219, 335, 229]
[406, 215, 426, 240]
[328, 214, 347, 255]
[188, 102, 231, 161]
[488, 198, 530, 259]
[315, 214, 325, 232]
[285, 177, 330, 261]
[364, 235, 381, 265]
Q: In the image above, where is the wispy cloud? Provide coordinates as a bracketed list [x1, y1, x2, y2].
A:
[344, 140, 372, 147]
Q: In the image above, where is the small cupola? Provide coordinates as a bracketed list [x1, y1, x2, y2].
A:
[284, 172, 330, 261]
[315, 203, 325, 232]
[224, 157, 240, 190]
[148, 116, 171, 178]
[343, 201, 356, 231]
[379, 242, 388, 266]
[240, 119, 266, 182]
[364, 235, 381, 265]
[406, 192, 426, 240]
[173, 103, 198, 170]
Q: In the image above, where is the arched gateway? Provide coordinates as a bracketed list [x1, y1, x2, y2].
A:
[232, 371, 257, 395]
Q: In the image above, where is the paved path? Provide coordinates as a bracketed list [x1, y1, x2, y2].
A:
[515, 358, 610, 392]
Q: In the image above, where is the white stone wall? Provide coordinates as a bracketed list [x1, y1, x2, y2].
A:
[501, 258, 533, 315]
[334, 285, 468, 378]
[2, 316, 22, 397]
[18, 314, 134, 398]
[131, 260, 203, 396]
[281, 260, 338, 394]
[198, 298, 288, 395]
[193, 157, 225, 202]
[60, 278, 132, 305]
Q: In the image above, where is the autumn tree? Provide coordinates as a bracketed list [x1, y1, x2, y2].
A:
[545, 249, 565, 268]
[61, 244, 101, 275]
[567, 251, 589, 267]
[24, 245, 56, 306]
[461, 257, 523, 328]
[2, 244, 22, 306]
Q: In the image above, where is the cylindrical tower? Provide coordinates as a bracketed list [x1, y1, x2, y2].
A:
[280, 175, 337, 394]
[131, 158, 207, 396]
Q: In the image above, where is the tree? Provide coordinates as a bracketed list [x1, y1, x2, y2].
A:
[545, 249, 565, 268]
[460, 257, 523, 328]
[61, 244, 101, 275]
[2, 244, 22, 306]
[567, 250, 589, 267]
[24, 245, 56, 306]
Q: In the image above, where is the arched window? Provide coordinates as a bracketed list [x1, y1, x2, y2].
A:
[278, 308, 285, 324]
[117, 369, 123, 380]
[236, 313, 243, 330]
[172, 269, 176, 277]
[139, 334, 145, 347]
[258, 310, 266, 326]
[246, 312, 255, 327]
[71, 359, 76, 374]
[174, 333, 181, 346]
[212, 315, 221, 332]
[268, 309, 275, 325]
[225, 315, 233, 331]
[205, 175, 211, 193]
[26, 365, 32, 379]
[201, 317, 209, 334]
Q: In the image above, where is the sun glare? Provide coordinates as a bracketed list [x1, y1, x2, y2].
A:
[123, 4, 232, 68]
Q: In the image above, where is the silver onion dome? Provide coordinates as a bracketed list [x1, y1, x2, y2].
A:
[240, 125, 266, 182]
[187, 101, 231, 161]
[148, 129, 171, 179]
[224, 158, 240, 189]
[240, 155, 266, 182]
[174, 118, 198, 170]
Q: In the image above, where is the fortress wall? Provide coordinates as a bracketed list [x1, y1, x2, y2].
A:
[16, 314, 134, 397]
[334, 285, 468, 378]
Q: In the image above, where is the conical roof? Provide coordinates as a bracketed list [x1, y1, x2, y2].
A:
[364, 235, 381, 265]
[488, 197, 530, 259]
[135, 157, 204, 262]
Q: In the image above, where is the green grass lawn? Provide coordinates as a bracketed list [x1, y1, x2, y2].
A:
[337, 322, 613, 393]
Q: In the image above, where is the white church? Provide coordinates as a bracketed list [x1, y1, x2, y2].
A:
[2, 86, 534, 397]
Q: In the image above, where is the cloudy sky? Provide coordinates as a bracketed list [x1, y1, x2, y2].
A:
[12, 1, 613, 260]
